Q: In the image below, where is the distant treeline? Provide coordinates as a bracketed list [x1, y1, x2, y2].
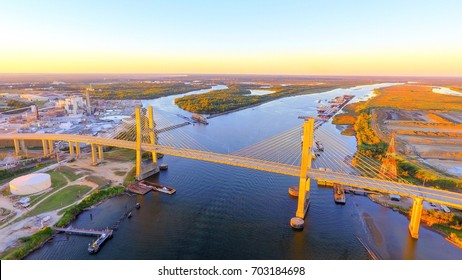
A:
[174, 84, 337, 114]
[53, 82, 210, 100]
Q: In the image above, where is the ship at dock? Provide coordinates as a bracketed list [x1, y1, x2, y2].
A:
[88, 231, 112, 254]
[333, 183, 346, 204]
[128, 180, 176, 195]
[191, 113, 208, 124]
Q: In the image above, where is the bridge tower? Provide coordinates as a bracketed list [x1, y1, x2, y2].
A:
[379, 131, 397, 180]
[291, 118, 315, 229]
[135, 106, 159, 180]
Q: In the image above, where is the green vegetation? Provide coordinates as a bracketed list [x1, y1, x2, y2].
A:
[0, 161, 54, 185]
[367, 86, 462, 111]
[86, 175, 109, 187]
[332, 114, 356, 125]
[47, 170, 68, 188]
[0, 207, 12, 216]
[2, 186, 124, 259]
[123, 167, 136, 187]
[104, 148, 136, 161]
[0, 99, 31, 113]
[175, 85, 336, 114]
[25, 185, 91, 217]
[397, 159, 461, 190]
[340, 128, 356, 136]
[55, 186, 124, 227]
[1, 227, 55, 260]
[57, 166, 81, 181]
[354, 112, 381, 146]
[114, 170, 127, 176]
[77, 82, 209, 100]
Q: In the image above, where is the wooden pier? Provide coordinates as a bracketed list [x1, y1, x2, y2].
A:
[53, 227, 113, 237]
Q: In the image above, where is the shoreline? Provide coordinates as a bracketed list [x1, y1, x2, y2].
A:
[1, 186, 125, 260]
[367, 193, 462, 250]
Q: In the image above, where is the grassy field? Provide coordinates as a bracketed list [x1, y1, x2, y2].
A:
[104, 148, 136, 161]
[25, 185, 91, 217]
[367, 85, 462, 111]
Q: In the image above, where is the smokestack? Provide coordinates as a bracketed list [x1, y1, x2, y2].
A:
[86, 84, 93, 115]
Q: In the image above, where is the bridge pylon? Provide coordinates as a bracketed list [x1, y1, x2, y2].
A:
[147, 105, 157, 164]
[409, 197, 423, 239]
[134, 106, 159, 180]
[295, 118, 315, 220]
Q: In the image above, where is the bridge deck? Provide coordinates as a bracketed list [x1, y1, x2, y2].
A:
[3, 133, 462, 210]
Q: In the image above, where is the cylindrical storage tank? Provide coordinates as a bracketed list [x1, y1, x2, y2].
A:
[9, 173, 52, 195]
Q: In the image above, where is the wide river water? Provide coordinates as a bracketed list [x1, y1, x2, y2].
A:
[27, 84, 462, 259]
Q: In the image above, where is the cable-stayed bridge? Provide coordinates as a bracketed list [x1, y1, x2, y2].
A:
[1, 106, 461, 239]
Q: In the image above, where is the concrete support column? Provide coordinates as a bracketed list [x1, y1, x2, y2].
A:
[91, 144, 97, 165]
[97, 145, 104, 161]
[75, 142, 80, 158]
[13, 139, 20, 156]
[68, 141, 74, 157]
[19, 140, 26, 154]
[48, 140, 53, 155]
[147, 105, 157, 163]
[296, 118, 315, 219]
[135, 107, 142, 179]
[42, 139, 48, 156]
[409, 197, 423, 239]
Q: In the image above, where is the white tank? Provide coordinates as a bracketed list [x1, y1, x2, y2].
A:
[9, 173, 52, 195]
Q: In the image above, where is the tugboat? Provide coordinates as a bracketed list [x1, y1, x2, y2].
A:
[333, 183, 346, 204]
[88, 231, 112, 254]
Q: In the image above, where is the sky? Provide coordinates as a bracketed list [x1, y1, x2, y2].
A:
[0, 0, 461, 76]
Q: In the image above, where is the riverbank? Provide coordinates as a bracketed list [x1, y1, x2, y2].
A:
[368, 193, 462, 250]
[175, 85, 338, 114]
[0, 153, 133, 259]
[1, 186, 125, 259]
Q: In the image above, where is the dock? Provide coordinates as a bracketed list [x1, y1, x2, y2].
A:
[53, 227, 113, 254]
[155, 122, 191, 134]
[128, 181, 152, 195]
[53, 227, 113, 237]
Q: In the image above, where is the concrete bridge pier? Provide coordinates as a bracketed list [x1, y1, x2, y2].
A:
[68, 141, 75, 158]
[409, 197, 423, 239]
[42, 139, 48, 156]
[75, 142, 80, 158]
[13, 139, 20, 156]
[19, 140, 27, 155]
[97, 145, 104, 162]
[48, 140, 54, 155]
[91, 144, 98, 166]
[292, 118, 314, 229]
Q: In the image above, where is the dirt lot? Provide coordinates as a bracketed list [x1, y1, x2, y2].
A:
[374, 108, 462, 178]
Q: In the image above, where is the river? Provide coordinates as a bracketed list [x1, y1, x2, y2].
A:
[26, 83, 462, 259]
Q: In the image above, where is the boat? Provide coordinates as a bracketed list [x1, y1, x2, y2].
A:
[127, 212, 132, 218]
[135, 202, 140, 209]
[88, 232, 111, 254]
[141, 180, 176, 195]
[159, 163, 168, 170]
[191, 113, 208, 124]
[333, 183, 346, 204]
